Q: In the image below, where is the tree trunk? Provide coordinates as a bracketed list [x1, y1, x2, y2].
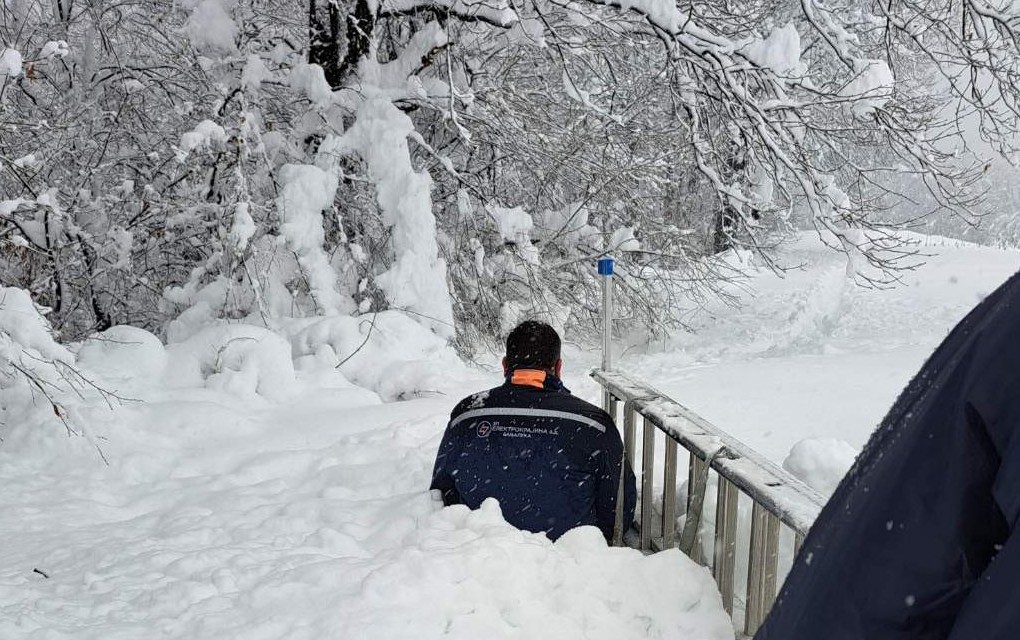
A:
[309, 0, 343, 88]
[309, 0, 375, 89]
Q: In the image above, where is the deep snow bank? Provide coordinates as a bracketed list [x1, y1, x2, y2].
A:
[341, 499, 732, 640]
[0, 300, 733, 640]
[0, 378, 732, 640]
[1, 306, 478, 458]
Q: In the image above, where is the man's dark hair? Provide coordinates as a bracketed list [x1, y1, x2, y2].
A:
[505, 321, 561, 371]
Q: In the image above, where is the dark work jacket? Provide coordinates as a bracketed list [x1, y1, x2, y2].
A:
[430, 369, 636, 541]
[755, 269, 1020, 640]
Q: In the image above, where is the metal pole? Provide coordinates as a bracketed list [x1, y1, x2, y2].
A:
[598, 257, 614, 371]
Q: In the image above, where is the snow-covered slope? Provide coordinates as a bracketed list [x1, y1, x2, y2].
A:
[616, 232, 1020, 489]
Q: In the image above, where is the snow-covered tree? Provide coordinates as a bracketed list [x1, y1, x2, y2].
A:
[2, 0, 1019, 348]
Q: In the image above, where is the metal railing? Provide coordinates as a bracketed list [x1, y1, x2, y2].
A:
[594, 368, 826, 637]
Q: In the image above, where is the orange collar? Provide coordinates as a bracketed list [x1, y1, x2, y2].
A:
[510, 369, 548, 389]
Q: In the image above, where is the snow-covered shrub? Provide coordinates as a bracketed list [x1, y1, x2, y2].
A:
[76, 326, 169, 393]
[286, 311, 468, 401]
[0, 287, 100, 453]
[167, 324, 299, 402]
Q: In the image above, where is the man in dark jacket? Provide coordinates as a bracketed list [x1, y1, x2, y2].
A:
[755, 269, 1020, 640]
[430, 320, 636, 541]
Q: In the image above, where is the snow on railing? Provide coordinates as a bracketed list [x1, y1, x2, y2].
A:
[592, 368, 826, 637]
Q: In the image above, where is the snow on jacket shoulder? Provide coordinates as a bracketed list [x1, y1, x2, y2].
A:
[430, 369, 636, 541]
[755, 268, 1020, 640]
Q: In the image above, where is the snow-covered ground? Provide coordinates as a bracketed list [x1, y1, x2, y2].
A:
[1, 232, 1018, 639]
[0, 318, 730, 638]
[615, 233, 1020, 481]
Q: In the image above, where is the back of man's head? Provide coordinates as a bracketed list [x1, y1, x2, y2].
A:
[505, 321, 561, 372]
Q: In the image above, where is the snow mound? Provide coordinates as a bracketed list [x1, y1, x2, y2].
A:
[167, 324, 298, 402]
[343, 498, 734, 640]
[783, 437, 859, 497]
[287, 311, 470, 401]
[0, 388, 733, 639]
[76, 326, 168, 391]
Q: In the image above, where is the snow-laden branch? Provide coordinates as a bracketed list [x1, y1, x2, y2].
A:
[379, 0, 519, 28]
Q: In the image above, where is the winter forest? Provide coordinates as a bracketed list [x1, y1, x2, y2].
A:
[4, 1, 1020, 638]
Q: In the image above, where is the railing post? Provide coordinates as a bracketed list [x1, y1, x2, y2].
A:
[745, 501, 781, 635]
[685, 454, 707, 563]
[661, 438, 678, 549]
[714, 477, 739, 614]
[640, 420, 656, 551]
[612, 401, 630, 547]
[588, 368, 827, 633]
[623, 407, 636, 471]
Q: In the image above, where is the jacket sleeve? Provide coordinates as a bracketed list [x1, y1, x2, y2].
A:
[430, 415, 463, 506]
[594, 416, 637, 541]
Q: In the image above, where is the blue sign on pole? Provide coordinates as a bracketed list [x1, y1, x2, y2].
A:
[597, 257, 614, 276]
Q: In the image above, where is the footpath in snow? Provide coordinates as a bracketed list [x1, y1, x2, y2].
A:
[616, 232, 1020, 493]
[1, 231, 1018, 639]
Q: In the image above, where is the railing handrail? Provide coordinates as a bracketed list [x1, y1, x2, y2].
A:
[593, 261, 826, 636]
[594, 367, 830, 635]
[593, 368, 826, 535]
